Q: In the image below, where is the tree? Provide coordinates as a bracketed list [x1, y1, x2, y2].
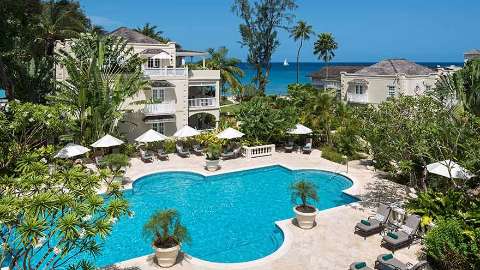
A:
[193, 47, 244, 96]
[0, 147, 130, 270]
[232, 0, 297, 94]
[143, 209, 190, 248]
[306, 90, 337, 144]
[290, 180, 319, 208]
[135, 23, 170, 43]
[313, 33, 338, 88]
[290, 21, 314, 83]
[51, 33, 147, 145]
[236, 96, 296, 143]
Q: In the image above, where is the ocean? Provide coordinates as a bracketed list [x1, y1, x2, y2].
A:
[238, 62, 463, 96]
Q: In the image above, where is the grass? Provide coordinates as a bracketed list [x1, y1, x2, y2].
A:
[321, 146, 346, 164]
[220, 104, 241, 115]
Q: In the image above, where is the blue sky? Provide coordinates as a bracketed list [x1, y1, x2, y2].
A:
[80, 0, 479, 62]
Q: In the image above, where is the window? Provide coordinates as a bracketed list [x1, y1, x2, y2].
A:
[147, 58, 170, 68]
[152, 88, 165, 103]
[425, 85, 432, 92]
[388, 86, 396, 97]
[355, 85, 364, 94]
[152, 122, 165, 134]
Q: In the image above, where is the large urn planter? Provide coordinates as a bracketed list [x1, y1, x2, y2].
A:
[293, 205, 318, 229]
[205, 159, 220, 171]
[154, 245, 180, 268]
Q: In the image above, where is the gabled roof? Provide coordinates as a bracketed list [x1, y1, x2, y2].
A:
[140, 48, 169, 56]
[309, 66, 365, 80]
[109, 27, 161, 44]
[354, 59, 434, 76]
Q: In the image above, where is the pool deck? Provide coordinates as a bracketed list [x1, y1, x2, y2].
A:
[107, 149, 422, 270]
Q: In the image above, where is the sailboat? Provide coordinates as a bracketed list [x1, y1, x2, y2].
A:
[283, 58, 289, 66]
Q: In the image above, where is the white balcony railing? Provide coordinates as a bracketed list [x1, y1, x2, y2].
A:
[347, 93, 368, 104]
[144, 67, 187, 77]
[188, 97, 217, 108]
[242, 144, 276, 158]
[143, 102, 176, 116]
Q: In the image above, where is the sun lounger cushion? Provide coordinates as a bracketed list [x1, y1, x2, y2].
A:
[387, 232, 398, 239]
[355, 219, 381, 232]
[382, 254, 393, 261]
[376, 254, 408, 270]
[384, 231, 409, 246]
[401, 224, 413, 235]
[355, 262, 367, 269]
[349, 262, 373, 270]
[361, 220, 371, 226]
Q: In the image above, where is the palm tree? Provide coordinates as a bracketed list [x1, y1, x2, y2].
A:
[143, 209, 190, 248]
[290, 21, 314, 83]
[202, 47, 245, 97]
[307, 90, 336, 144]
[135, 23, 170, 43]
[290, 180, 319, 209]
[314, 33, 338, 89]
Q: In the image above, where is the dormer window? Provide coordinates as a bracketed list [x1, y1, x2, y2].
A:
[146, 57, 171, 69]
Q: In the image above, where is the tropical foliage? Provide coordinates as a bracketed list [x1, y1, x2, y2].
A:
[135, 23, 170, 43]
[290, 180, 319, 207]
[290, 20, 314, 83]
[143, 209, 190, 249]
[313, 33, 338, 83]
[51, 33, 147, 145]
[232, 0, 297, 93]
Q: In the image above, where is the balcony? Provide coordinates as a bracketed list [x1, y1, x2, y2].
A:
[347, 93, 368, 104]
[188, 97, 217, 109]
[144, 67, 187, 77]
[143, 101, 176, 116]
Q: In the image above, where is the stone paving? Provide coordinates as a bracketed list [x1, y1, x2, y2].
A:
[107, 149, 422, 270]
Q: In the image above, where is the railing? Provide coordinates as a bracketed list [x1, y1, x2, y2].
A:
[144, 67, 187, 77]
[143, 102, 176, 116]
[347, 93, 368, 104]
[242, 144, 276, 158]
[188, 97, 217, 108]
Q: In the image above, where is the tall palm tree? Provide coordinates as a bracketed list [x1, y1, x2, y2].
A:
[203, 47, 245, 97]
[314, 33, 338, 89]
[135, 23, 170, 43]
[290, 21, 314, 83]
[307, 90, 336, 144]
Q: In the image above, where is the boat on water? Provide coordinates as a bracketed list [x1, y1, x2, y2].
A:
[283, 58, 289, 66]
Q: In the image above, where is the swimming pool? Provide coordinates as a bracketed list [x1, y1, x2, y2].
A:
[90, 165, 357, 266]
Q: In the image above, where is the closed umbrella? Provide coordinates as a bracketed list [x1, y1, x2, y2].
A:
[54, 143, 90, 159]
[135, 129, 168, 143]
[216, 128, 244, 139]
[91, 134, 124, 148]
[287, 124, 312, 135]
[426, 160, 473, 180]
[173, 126, 200, 138]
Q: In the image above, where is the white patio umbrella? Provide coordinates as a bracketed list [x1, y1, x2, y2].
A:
[135, 129, 168, 143]
[54, 143, 90, 159]
[90, 134, 124, 148]
[173, 126, 200, 138]
[287, 124, 312, 135]
[426, 160, 473, 180]
[216, 127, 245, 139]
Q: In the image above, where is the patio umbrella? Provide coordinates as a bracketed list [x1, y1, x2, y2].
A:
[426, 160, 473, 180]
[287, 124, 312, 135]
[216, 127, 244, 139]
[90, 134, 124, 148]
[54, 143, 90, 159]
[135, 129, 168, 143]
[173, 126, 200, 138]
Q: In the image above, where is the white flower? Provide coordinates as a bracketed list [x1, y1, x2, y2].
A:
[41, 158, 47, 163]
[28, 118, 34, 122]
[79, 228, 86, 239]
[47, 113, 52, 118]
[82, 215, 92, 222]
[109, 217, 118, 224]
[53, 246, 61, 255]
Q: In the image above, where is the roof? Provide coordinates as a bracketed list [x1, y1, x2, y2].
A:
[465, 49, 480, 55]
[176, 49, 208, 57]
[109, 27, 161, 44]
[309, 66, 364, 80]
[150, 80, 175, 87]
[354, 59, 434, 76]
[140, 48, 168, 55]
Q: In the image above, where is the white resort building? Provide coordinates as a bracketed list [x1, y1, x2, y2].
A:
[308, 65, 364, 94]
[56, 27, 221, 141]
[339, 59, 439, 104]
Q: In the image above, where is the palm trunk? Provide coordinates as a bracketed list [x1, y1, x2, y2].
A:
[324, 60, 329, 90]
[296, 40, 303, 84]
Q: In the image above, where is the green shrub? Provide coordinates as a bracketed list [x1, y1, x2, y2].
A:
[163, 139, 176, 154]
[120, 143, 137, 157]
[206, 143, 221, 160]
[424, 219, 480, 270]
[321, 146, 346, 164]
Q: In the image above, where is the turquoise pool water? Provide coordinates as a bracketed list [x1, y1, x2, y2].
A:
[88, 165, 357, 266]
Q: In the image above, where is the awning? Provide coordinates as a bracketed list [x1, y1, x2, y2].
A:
[143, 115, 176, 124]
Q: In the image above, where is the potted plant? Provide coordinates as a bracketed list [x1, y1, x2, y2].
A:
[143, 209, 190, 267]
[290, 180, 319, 229]
[205, 143, 221, 171]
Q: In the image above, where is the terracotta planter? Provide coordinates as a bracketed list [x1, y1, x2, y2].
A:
[154, 245, 180, 267]
[205, 159, 220, 171]
[293, 205, 317, 229]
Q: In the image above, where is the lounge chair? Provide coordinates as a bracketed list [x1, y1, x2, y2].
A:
[192, 144, 204, 155]
[302, 138, 313, 154]
[176, 144, 190, 158]
[381, 214, 421, 251]
[221, 147, 241, 160]
[349, 262, 373, 270]
[355, 203, 391, 238]
[285, 141, 294, 153]
[140, 149, 154, 162]
[375, 254, 428, 270]
[157, 149, 169, 160]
